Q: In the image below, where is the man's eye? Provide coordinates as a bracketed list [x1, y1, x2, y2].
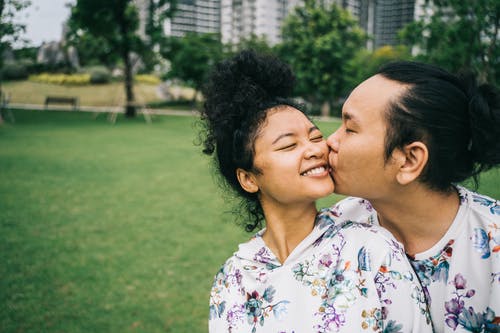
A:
[345, 128, 355, 133]
[310, 135, 323, 142]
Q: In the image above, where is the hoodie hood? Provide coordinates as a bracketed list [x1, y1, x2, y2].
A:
[233, 208, 342, 268]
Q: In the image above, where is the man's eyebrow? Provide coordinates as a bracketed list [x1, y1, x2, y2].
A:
[342, 111, 358, 124]
[309, 125, 320, 133]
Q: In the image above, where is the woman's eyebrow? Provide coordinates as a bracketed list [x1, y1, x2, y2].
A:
[272, 132, 294, 145]
[272, 125, 320, 145]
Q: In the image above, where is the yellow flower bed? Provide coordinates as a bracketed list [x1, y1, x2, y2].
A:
[134, 74, 161, 85]
[29, 73, 91, 85]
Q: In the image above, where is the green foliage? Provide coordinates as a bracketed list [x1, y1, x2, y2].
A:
[66, 30, 118, 68]
[346, 45, 412, 92]
[230, 34, 276, 55]
[86, 65, 111, 84]
[67, 0, 175, 116]
[12, 46, 38, 61]
[399, 0, 500, 86]
[0, 60, 29, 80]
[278, 0, 366, 107]
[0, 0, 31, 83]
[161, 33, 224, 94]
[68, 0, 142, 115]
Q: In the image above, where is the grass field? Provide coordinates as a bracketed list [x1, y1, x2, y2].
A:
[1, 110, 499, 333]
[2, 81, 197, 107]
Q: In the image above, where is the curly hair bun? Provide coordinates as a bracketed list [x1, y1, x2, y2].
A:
[201, 50, 296, 156]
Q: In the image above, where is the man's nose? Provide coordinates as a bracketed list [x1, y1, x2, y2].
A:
[326, 129, 340, 153]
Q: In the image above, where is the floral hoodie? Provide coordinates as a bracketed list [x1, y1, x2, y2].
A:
[209, 208, 433, 332]
[331, 186, 500, 333]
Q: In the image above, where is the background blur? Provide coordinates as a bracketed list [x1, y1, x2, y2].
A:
[1, 0, 499, 332]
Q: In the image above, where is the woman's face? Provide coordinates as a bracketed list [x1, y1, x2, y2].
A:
[248, 106, 334, 206]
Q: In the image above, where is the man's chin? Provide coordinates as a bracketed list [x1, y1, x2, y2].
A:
[331, 183, 349, 196]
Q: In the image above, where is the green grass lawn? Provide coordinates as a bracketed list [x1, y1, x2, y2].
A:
[1, 110, 499, 333]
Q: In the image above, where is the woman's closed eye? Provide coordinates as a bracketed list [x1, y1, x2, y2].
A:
[277, 142, 297, 151]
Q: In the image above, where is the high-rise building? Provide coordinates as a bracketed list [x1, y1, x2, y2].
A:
[371, 0, 415, 49]
[149, 0, 419, 50]
[221, 0, 291, 45]
[278, 0, 418, 49]
[164, 0, 220, 37]
[341, 0, 416, 50]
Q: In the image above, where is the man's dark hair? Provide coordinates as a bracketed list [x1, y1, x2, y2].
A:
[378, 61, 500, 191]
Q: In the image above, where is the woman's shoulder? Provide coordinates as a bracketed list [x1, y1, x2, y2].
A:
[316, 208, 407, 266]
[328, 196, 378, 224]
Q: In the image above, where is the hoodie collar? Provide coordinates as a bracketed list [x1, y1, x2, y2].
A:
[234, 208, 341, 268]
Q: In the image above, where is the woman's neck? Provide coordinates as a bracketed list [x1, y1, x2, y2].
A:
[261, 202, 318, 264]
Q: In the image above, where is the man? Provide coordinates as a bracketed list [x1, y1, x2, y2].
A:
[327, 61, 500, 332]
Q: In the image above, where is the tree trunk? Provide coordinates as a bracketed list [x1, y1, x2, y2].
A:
[123, 50, 136, 117]
[118, 12, 136, 118]
[320, 101, 330, 118]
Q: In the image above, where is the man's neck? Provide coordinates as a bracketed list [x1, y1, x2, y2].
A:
[371, 184, 460, 256]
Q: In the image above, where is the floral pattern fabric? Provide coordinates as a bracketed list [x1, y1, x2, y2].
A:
[331, 186, 500, 333]
[209, 209, 432, 332]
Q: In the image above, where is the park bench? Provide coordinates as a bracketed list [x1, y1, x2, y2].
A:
[44, 96, 79, 110]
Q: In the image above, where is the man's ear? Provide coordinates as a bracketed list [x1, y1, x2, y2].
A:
[236, 168, 259, 193]
[392, 142, 428, 185]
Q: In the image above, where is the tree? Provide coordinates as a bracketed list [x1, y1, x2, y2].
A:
[232, 34, 276, 55]
[161, 32, 224, 104]
[0, 0, 31, 124]
[65, 29, 119, 68]
[400, 0, 500, 87]
[278, 0, 365, 116]
[0, 0, 31, 80]
[346, 45, 412, 93]
[68, 0, 175, 117]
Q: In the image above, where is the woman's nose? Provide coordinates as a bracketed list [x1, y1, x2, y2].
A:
[326, 130, 340, 153]
[305, 141, 326, 159]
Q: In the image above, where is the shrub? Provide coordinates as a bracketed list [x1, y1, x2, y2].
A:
[1, 60, 29, 80]
[86, 66, 111, 84]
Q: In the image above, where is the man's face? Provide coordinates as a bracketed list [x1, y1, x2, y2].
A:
[326, 75, 406, 201]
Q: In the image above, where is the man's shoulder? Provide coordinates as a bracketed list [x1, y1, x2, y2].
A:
[330, 196, 378, 224]
[458, 186, 500, 222]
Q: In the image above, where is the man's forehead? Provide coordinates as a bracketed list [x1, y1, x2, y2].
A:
[343, 75, 406, 119]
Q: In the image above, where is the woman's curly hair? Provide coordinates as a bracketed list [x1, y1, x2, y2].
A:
[200, 50, 301, 232]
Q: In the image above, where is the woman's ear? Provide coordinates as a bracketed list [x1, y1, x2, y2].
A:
[393, 141, 428, 185]
[236, 168, 259, 193]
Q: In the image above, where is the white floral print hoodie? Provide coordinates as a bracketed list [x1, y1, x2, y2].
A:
[209, 208, 433, 333]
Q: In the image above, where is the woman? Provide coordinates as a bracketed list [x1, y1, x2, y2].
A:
[201, 50, 432, 332]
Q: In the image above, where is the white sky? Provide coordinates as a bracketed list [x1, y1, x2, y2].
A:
[14, 0, 75, 47]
